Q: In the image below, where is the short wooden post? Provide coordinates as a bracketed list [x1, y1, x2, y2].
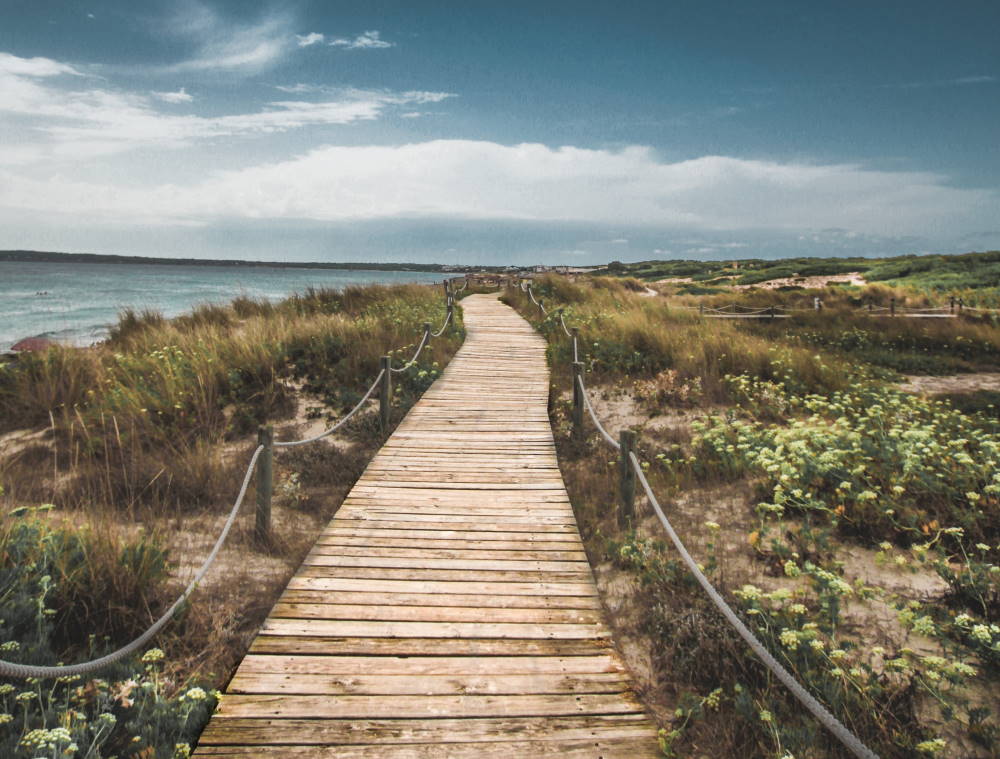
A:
[699, 303, 704, 316]
[423, 321, 431, 340]
[618, 429, 637, 530]
[950, 296, 956, 314]
[890, 297, 896, 317]
[446, 298, 454, 328]
[539, 298, 544, 313]
[570, 327, 579, 363]
[572, 361, 584, 439]
[958, 298, 964, 314]
[255, 425, 273, 541]
[379, 356, 391, 432]
[769, 305, 776, 320]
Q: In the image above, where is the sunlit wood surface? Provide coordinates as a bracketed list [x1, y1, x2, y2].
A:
[194, 294, 660, 757]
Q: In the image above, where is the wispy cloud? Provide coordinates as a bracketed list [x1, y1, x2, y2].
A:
[0, 52, 81, 78]
[0, 54, 453, 161]
[296, 32, 325, 47]
[890, 74, 997, 90]
[151, 87, 193, 103]
[329, 30, 394, 50]
[159, 2, 293, 73]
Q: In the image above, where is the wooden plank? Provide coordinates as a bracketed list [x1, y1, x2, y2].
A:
[227, 671, 631, 696]
[285, 577, 598, 596]
[235, 655, 624, 676]
[276, 590, 603, 610]
[198, 714, 651, 744]
[268, 603, 603, 624]
[248, 637, 612, 656]
[194, 737, 660, 758]
[258, 619, 609, 640]
[212, 692, 647, 719]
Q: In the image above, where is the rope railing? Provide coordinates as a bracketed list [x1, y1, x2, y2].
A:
[554, 301, 879, 759]
[273, 369, 386, 448]
[1, 283, 459, 679]
[0, 444, 265, 680]
[389, 325, 431, 374]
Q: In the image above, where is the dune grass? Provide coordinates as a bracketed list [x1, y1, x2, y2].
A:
[506, 274, 1000, 758]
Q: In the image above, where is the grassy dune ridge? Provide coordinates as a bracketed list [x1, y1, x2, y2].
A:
[0, 281, 465, 758]
[505, 274, 1000, 758]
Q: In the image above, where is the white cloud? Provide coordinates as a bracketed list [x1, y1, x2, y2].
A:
[0, 52, 81, 78]
[151, 87, 193, 104]
[329, 30, 394, 50]
[0, 54, 452, 161]
[1, 141, 994, 241]
[296, 33, 325, 47]
[160, 3, 292, 73]
[892, 74, 997, 90]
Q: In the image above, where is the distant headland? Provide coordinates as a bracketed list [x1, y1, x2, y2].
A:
[0, 249, 470, 273]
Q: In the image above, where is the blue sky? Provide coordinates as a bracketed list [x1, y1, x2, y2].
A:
[0, 0, 998, 265]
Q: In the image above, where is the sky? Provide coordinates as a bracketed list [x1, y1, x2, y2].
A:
[0, 0, 998, 266]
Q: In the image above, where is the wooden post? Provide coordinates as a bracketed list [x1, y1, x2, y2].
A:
[769, 305, 775, 320]
[618, 429, 637, 530]
[423, 321, 431, 341]
[255, 425, 273, 542]
[539, 298, 544, 313]
[890, 297, 896, 317]
[958, 298, 964, 314]
[572, 361, 584, 439]
[699, 303, 704, 316]
[570, 326, 579, 363]
[442, 280, 450, 300]
[379, 356, 391, 432]
[950, 296, 956, 314]
[446, 298, 454, 328]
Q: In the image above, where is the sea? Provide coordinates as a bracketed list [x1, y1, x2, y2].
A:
[0, 260, 450, 352]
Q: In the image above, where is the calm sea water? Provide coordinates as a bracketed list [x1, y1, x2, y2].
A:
[0, 261, 448, 351]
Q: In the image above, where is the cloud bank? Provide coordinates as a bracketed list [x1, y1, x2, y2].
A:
[1, 140, 994, 239]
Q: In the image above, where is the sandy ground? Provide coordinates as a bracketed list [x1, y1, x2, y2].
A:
[899, 373, 1000, 394]
[733, 271, 868, 290]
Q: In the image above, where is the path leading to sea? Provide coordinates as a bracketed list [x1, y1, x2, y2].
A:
[193, 293, 660, 757]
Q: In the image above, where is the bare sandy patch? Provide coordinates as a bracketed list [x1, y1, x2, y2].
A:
[899, 372, 1000, 394]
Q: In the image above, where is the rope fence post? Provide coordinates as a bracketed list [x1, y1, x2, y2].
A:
[447, 297, 454, 328]
[699, 303, 704, 316]
[255, 425, 273, 542]
[950, 296, 956, 314]
[572, 361, 584, 439]
[423, 321, 431, 344]
[890, 297, 895, 317]
[959, 297, 964, 314]
[618, 428, 637, 529]
[769, 305, 776, 320]
[570, 327, 579, 363]
[379, 356, 391, 432]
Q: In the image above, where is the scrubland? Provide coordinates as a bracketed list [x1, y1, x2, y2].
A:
[505, 274, 1000, 759]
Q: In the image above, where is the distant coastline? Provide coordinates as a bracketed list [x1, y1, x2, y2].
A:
[0, 249, 470, 273]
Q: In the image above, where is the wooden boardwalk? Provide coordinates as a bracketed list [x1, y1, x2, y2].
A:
[195, 294, 660, 757]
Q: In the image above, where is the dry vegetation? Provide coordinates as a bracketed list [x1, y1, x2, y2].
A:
[505, 275, 1000, 759]
[0, 281, 467, 757]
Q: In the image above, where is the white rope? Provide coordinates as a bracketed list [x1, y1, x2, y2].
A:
[431, 308, 453, 338]
[390, 328, 430, 373]
[576, 374, 620, 450]
[274, 369, 385, 448]
[559, 311, 573, 338]
[0, 445, 265, 679]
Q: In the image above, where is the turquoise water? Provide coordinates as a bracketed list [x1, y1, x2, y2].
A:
[0, 261, 447, 351]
